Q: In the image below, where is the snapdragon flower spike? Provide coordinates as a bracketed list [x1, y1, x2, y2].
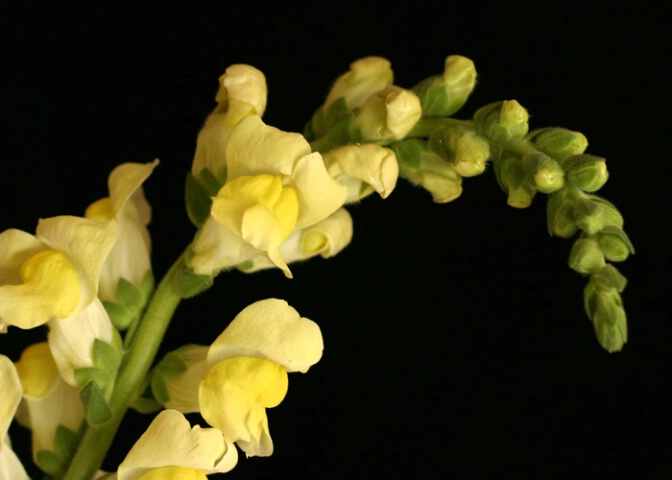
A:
[199, 298, 324, 457]
[0, 355, 29, 480]
[13, 343, 84, 468]
[0, 215, 117, 331]
[190, 115, 347, 278]
[117, 409, 238, 480]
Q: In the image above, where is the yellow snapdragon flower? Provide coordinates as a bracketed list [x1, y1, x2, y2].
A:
[0, 215, 117, 331]
[117, 409, 237, 480]
[190, 115, 348, 278]
[0, 355, 29, 480]
[199, 299, 323, 457]
[154, 299, 323, 457]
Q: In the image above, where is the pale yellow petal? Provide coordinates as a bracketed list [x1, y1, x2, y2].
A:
[226, 115, 311, 179]
[324, 56, 393, 110]
[217, 64, 267, 124]
[0, 437, 30, 480]
[48, 298, 114, 386]
[36, 215, 117, 313]
[189, 217, 258, 275]
[208, 298, 323, 373]
[0, 229, 46, 285]
[108, 160, 159, 216]
[325, 144, 399, 202]
[199, 357, 287, 457]
[291, 153, 348, 229]
[163, 346, 209, 413]
[118, 409, 236, 480]
[0, 355, 22, 439]
[14, 343, 83, 462]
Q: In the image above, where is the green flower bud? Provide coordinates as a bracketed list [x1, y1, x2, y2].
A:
[546, 189, 578, 238]
[591, 264, 628, 292]
[412, 55, 477, 116]
[494, 153, 536, 208]
[563, 154, 609, 192]
[507, 183, 536, 208]
[597, 226, 635, 262]
[523, 152, 565, 193]
[568, 237, 605, 275]
[526, 127, 588, 160]
[584, 282, 627, 352]
[393, 139, 463, 203]
[473, 100, 529, 142]
[428, 127, 490, 177]
[573, 195, 624, 235]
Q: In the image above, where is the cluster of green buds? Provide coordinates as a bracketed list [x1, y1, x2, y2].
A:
[305, 54, 634, 352]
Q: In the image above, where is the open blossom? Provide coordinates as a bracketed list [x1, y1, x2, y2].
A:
[0, 215, 117, 331]
[117, 409, 237, 480]
[154, 299, 323, 457]
[200, 299, 323, 457]
[85, 160, 158, 303]
[189, 115, 348, 278]
[0, 355, 29, 480]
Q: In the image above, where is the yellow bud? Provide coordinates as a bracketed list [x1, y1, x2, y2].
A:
[325, 56, 393, 110]
[138, 466, 207, 480]
[20, 250, 81, 319]
[15, 342, 58, 397]
[356, 86, 422, 141]
[85, 197, 115, 222]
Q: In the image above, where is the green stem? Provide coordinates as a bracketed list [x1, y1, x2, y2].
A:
[406, 117, 473, 137]
[63, 253, 186, 480]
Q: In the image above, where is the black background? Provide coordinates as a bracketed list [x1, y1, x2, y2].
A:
[1, 2, 670, 479]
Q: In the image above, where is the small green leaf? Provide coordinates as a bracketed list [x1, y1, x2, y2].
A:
[173, 265, 214, 298]
[80, 381, 113, 426]
[36, 450, 67, 478]
[185, 172, 214, 228]
[150, 374, 170, 405]
[116, 278, 143, 311]
[74, 367, 110, 387]
[92, 338, 121, 371]
[53, 425, 80, 459]
[157, 351, 188, 378]
[103, 300, 133, 330]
